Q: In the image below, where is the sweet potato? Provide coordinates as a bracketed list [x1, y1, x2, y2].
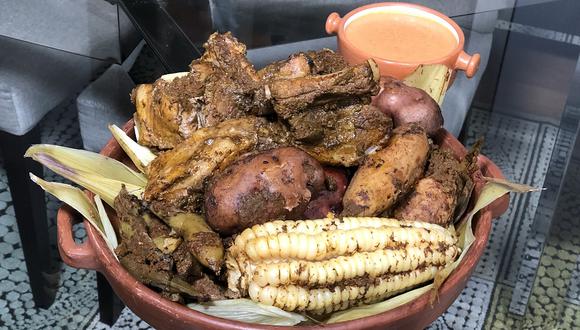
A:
[374, 77, 443, 136]
[204, 147, 325, 235]
[392, 141, 481, 226]
[342, 123, 430, 216]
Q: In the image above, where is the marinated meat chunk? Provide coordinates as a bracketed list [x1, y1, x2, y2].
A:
[267, 60, 380, 119]
[290, 103, 392, 166]
[113, 189, 209, 299]
[304, 49, 348, 74]
[258, 52, 313, 80]
[257, 49, 347, 80]
[197, 32, 271, 118]
[133, 32, 270, 149]
[133, 66, 212, 149]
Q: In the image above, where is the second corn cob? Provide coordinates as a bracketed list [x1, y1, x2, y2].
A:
[226, 217, 459, 313]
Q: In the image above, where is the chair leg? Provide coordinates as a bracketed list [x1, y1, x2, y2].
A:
[97, 272, 124, 325]
[0, 127, 59, 308]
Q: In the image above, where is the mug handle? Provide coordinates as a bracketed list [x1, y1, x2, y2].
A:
[326, 12, 342, 35]
[57, 205, 100, 270]
[455, 51, 481, 78]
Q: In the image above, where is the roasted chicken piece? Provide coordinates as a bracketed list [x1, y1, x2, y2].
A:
[303, 49, 348, 74]
[289, 102, 392, 166]
[133, 66, 212, 149]
[144, 117, 291, 216]
[257, 49, 347, 80]
[267, 59, 380, 119]
[133, 32, 269, 149]
[197, 32, 271, 118]
[258, 53, 313, 81]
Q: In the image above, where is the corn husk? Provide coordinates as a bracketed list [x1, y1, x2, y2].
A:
[484, 177, 545, 193]
[25, 144, 146, 186]
[25, 144, 144, 206]
[404, 64, 452, 105]
[94, 195, 118, 250]
[187, 299, 307, 326]
[30, 174, 117, 256]
[134, 123, 141, 142]
[193, 179, 537, 325]
[108, 124, 156, 173]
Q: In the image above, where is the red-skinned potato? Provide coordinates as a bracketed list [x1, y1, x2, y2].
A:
[304, 167, 348, 219]
[374, 76, 443, 136]
[204, 147, 325, 235]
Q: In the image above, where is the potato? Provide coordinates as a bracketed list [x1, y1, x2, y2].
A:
[342, 123, 430, 216]
[204, 147, 325, 235]
[303, 167, 348, 219]
[374, 76, 443, 136]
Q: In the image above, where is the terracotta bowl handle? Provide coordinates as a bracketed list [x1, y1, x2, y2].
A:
[455, 51, 480, 78]
[479, 155, 510, 219]
[326, 12, 342, 35]
[57, 205, 100, 270]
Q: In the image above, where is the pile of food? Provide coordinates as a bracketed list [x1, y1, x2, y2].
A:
[28, 32, 490, 320]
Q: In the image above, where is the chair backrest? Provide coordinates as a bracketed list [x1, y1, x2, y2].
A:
[0, 0, 124, 61]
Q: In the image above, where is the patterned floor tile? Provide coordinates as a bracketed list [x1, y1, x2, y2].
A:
[429, 277, 495, 330]
[565, 255, 580, 305]
[484, 152, 580, 329]
[500, 124, 559, 287]
[462, 109, 557, 285]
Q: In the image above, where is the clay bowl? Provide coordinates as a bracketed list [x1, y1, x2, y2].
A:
[57, 120, 509, 330]
[326, 2, 480, 80]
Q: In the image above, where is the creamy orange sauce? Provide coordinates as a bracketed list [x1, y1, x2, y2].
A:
[345, 12, 457, 62]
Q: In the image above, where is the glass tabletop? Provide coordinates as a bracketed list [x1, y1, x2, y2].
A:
[119, 1, 580, 328]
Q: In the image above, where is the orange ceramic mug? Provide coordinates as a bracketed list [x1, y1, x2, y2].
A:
[326, 2, 480, 80]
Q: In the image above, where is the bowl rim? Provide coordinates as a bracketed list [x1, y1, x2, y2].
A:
[83, 207, 492, 329]
[335, 2, 466, 66]
[58, 122, 504, 329]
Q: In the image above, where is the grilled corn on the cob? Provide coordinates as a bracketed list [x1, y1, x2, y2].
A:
[226, 217, 459, 313]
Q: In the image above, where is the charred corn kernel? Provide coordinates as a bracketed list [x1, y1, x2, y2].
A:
[226, 217, 458, 312]
[247, 266, 439, 314]
[250, 246, 458, 287]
